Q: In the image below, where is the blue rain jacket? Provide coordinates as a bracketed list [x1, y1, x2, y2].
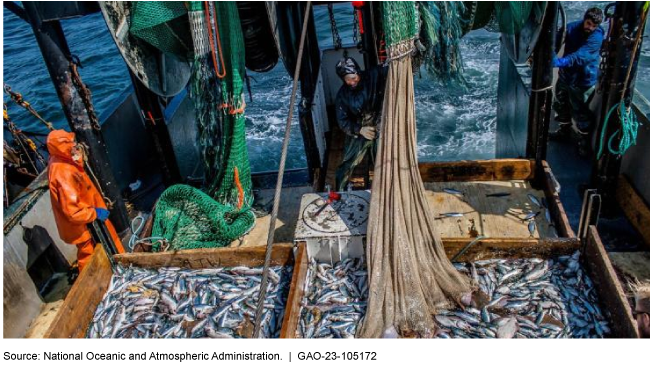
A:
[555, 20, 604, 88]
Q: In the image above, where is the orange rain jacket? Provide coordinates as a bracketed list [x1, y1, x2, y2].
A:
[47, 130, 123, 262]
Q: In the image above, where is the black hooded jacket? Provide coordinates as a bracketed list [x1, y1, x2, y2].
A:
[335, 65, 388, 137]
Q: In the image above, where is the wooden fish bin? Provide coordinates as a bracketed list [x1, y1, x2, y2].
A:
[44, 243, 299, 338]
[281, 159, 637, 338]
[280, 227, 638, 338]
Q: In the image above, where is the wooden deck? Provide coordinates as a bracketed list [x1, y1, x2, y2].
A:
[425, 180, 557, 239]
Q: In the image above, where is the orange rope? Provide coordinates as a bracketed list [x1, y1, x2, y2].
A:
[234, 167, 244, 210]
[204, 1, 226, 79]
[220, 101, 246, 115]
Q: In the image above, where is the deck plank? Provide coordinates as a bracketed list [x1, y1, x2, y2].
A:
[44, 245, 113, 338]
[584, 226, 639, 338]
[280, 243, 308, 338]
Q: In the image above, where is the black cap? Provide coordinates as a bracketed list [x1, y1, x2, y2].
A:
[335, 57, 361, 79]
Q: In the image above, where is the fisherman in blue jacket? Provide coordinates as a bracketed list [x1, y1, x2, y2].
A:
[550, 7, 604, 155]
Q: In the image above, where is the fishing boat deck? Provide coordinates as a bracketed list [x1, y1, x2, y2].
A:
[231, 186, 313, 248]
[424, 181, 556, 239]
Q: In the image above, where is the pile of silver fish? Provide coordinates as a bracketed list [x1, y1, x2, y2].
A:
[297, 258, 368, 338]
[434, 250, 611, 338]
[87, 265, 292, 338]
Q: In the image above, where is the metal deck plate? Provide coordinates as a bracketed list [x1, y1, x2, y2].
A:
[294, 191, 370, 239]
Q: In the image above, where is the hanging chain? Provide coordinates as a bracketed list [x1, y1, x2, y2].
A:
[353, 8, 359, 45]
[3, 84, 55, 131]
[69, 56, 101, 131]
[328, 4, 343, 50]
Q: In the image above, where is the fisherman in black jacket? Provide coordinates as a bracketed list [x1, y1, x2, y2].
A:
[334, 57, 388, 190]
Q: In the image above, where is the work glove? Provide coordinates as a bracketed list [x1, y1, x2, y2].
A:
[95, 208, 110, 222]
[553, 55, 569, 68]
[359, 126, 377, 140]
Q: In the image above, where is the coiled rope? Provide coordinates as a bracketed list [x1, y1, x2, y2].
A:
[596, 2, 648, 159]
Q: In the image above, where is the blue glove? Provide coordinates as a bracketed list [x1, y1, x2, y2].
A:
[95, 208, 110, 222]
[553, 56, 569, 68]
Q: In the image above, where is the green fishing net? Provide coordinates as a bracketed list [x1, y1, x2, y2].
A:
[151, 2, 255, 251]
[129, 1, 192, 56]
[152, 184, 255, 251]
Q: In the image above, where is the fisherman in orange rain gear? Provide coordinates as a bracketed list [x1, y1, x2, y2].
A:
[46, 130, 124, 272]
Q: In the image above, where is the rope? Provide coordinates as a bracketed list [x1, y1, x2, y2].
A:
[69, 60, 101, 131]
[253, 1, 312, 338]
[596, 3, 648, 160]
[3, 84, 55, 131]
[128, 214, 168, 251]
[76, 143, 114, 210]
[204, 1, 227, 79]
[596, 102, 639, 159]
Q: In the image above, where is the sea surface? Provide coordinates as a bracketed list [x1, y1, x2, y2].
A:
[2, 2, 648, 173]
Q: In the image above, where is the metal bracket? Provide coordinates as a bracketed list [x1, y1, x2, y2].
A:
[577, 189, 602, 242]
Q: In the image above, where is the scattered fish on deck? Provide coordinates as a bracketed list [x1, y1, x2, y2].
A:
[528, 194, 541, 208]
[297, 258, 368, 338]
[87, 265, 292, 339]
[443, 188, 464, 197]
[437, 212, 464, 218]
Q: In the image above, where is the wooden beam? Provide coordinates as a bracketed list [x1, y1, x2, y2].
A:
[539, 160, 575, 237]
[418, 159, 535, 182]
[280, 243, 308, 338]
[583, 226, 639, 338]
[44, 245, 113, 338]
[114, 244, 295, 269]
[616, 174, 650, 250]
[442, 237, 580, 262]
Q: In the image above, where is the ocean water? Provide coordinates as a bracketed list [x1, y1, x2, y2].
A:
[2, 2, 648, 173]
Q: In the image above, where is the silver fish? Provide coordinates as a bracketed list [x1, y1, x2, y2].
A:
[528, 220, 536, 237]
[528, 194, 541, 208]
[88, 265, 291, 339]
[433, 251, 610, 339]
[298, 258, 367, 338]
[443, 188, 464, 196]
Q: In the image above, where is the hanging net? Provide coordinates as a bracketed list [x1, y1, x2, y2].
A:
[417, 2, 467, 85]
[151, 2, 254, 251]
[357, 2, 471, 338]
[129, 1, 192, 56]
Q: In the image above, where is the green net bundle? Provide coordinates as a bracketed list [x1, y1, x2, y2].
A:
[150, 2, 255, 252]
[129, 1, 192, 56]
[151, 184, 255, 251]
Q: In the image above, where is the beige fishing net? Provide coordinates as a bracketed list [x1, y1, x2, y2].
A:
[357, 54, 471, 338]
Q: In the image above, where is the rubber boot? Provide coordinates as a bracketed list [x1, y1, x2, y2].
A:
[548, 123, 572, 142]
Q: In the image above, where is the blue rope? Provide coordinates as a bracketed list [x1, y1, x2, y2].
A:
[596, 102, 639, 160]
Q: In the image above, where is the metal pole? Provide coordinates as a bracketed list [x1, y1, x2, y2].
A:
[23, 2, 129, 234]
[253, 2, 312, 338]
[526, 2, 558, 163]
[592, 1, 646, 204]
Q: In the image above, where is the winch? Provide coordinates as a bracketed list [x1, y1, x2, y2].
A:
[294, 189, 370, 263]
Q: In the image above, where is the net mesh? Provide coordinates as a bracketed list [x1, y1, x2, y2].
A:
[129, 1, 192, 56]
[151, 2, 254, 251]
[151, 184, 255, 251]
[417, 2, 467, 85]
[357, 2, 471, 338]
